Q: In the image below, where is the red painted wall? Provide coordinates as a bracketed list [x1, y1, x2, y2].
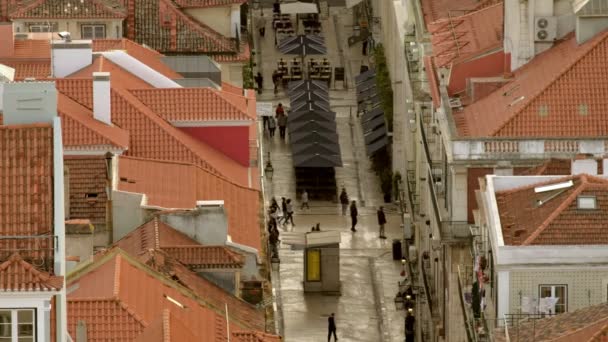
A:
[180, 126, 250, 166]
[448, 51, 505, 96]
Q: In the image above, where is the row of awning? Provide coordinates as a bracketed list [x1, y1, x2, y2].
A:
[287, 80, 342, 168]
[356, 69, 388, 155]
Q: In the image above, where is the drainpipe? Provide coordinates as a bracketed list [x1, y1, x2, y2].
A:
[105, 152, 114, 243]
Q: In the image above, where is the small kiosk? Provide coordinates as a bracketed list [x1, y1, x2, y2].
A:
[282, 230, 341, 294]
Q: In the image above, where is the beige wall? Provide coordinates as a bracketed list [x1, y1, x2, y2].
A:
[220, 62, 244, 88]
[13, 19, 123, 39]
[185, 7, 232, 37]
[508, 267, 608, 314]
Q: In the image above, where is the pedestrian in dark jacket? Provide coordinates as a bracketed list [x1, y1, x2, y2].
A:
[339, 188, 349, 216]
[350, 200, 358, 232]
[328, 313, 337, 341]
[377, 206, 387, 239]
[254, 72, 263, 94]
[276, 104, 288, 139]
[273, 0, 281, 14]
[272, 70, 280, 94]
[285, 199, 295, 226]
[279, 197, 287, 224]
[268, 116, 276, 137]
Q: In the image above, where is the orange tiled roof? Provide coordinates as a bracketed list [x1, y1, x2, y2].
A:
[68, 56, 154, 89]
[10, 0, 126, 19]
[58, 91, 130, 149]
[68, 249, 276, 340]
[420, 0, 500, 30]
[137, 249, 265, 331]
[495, 302, 608, 342]
[129, 88, 253, 122]
[56, 75, 251, 185]
[0, 124, 55, 263]
[212, 40, 252, 63]
[115, 218, 245, 268]
[128, 0, 239, 54]
[67, 298, 147, 341]
[116, 156, 261, 250]
[515, 158, 573, 176]
[496, 174, 608, 245]
[454, 30, 608, 137]
[0, 253, 63, 291]
[172, 0, 246, 8]
[233, 331, 283, 342]
[12, 39, 50, 59]
[589, 323, 608, 342]
[0, 60, 50, 79]
[162, 246, 244, 268]
[428, 3, 503, 68]
[64, 156, 108, 224]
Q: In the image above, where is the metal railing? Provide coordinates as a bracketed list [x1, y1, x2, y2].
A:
[0, 235, 56, 273]
[440, 221, 472, 240]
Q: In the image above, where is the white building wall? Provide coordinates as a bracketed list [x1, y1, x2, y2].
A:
[184, 7, 232, 37]
[13, 19, 123, 39]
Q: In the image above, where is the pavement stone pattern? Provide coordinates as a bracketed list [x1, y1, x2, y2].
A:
[254, 3, 411, 341]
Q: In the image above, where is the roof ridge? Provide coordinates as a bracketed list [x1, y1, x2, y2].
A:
[587, 322, 608, 341]
[115, 297, 150, 328]
[489, 29, 608, 136]
[521, 178, 587, 245]
[160, 0, 235, 51]
[162, 309, 171, 342]
[153, 217, 161, 250]
[113, 254, 121, 297]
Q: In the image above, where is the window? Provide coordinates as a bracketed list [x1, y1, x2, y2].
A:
[29, 25, 51, 32]
[0, 309, 35, 342]
[539, 285, 567, 314]
[577, 196, 597, 209]
[81, 25, 105, 39]
[306, 249, 321, 281]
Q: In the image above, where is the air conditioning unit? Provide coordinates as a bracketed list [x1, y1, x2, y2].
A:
[534, 16, 557, 42]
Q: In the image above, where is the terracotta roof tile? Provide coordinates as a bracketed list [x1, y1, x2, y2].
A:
[64, 156, 108, 224]
[67, 298, 147, 341]
[516, 158, 573, 176]
[68, 56, 154, 89]
[455, 30, 608, 137]
[128, 0, 237, 54]
[10, 0, 126, 19]
[57, 92, 130, 149]
[12, 39, 50, 59]
[428, 3, 503, 68]
[0, 124, 55, 264]
[138, 249, 265, 331]
[495, 302, 608, 342]
[172, 0, 246, 8]
[162, 246, 244, 268]
[56, 75, 250, 185]
[129, 88, 252, 122]
[420, 0, 500, 30]
[212, 40, 252, 63]
[233, 331, 283, 342]
[68, 249, 275, 341]
[589, 323, 608, 342]
[0, 253, 63, 291]
[0, 60, 51, 79]
[116, 156, 261, 250]
[496, 174, 608, 245]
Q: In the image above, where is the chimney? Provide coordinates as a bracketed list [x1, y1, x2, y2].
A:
[76, 321, 87, 342]
[92, 72, 112, 125]
[51, 39, 92, 78]
[0, 22, 14, 58]
[2, 81, 57, 125]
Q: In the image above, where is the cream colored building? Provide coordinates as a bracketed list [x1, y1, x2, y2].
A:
[476, 174, 608, 337]
[12, 19, 123, 39]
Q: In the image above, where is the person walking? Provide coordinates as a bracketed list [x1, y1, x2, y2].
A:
[272, 70, 280, 94]
[350, 200, 358, 232]
[327, 313, 338, 341]
[300, 189, 309, 210]
[254, 72, 264, 94]
[276, 104, 287, 140]
[273, 0, 281, 14]
[268, 115, 276, 137]
[377, 206, 387, 239]
[339, 188, 349, 216]
[279, 197, 287, 225]
[257, 12, 266, 37]
[285, 199, 295, 226]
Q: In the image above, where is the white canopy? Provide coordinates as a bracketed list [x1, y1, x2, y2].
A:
[280, 1, 319, 14]
[346, 0, 363, 8]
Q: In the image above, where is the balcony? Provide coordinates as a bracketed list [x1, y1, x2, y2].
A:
[440, 221, 472, 241]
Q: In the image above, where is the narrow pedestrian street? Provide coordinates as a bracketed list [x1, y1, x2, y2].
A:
[253, 3, 409, 341]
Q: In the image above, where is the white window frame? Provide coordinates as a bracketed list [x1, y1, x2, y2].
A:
[81, 24, 106, 39]
[539, 284, 567, 314]
[29, 25, 51, 33]
[0, 308, 36, 342]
